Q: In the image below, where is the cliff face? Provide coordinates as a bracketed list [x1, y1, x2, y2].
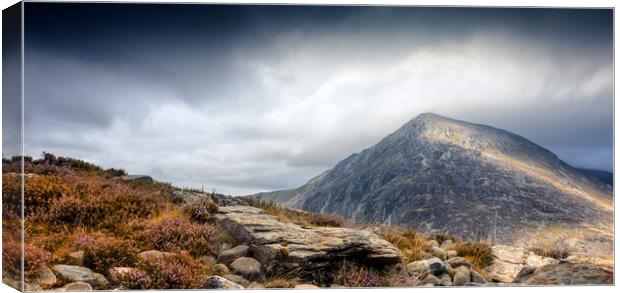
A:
[256, 113, 613, 248]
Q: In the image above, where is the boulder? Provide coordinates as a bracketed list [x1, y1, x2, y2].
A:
[66, 251, 85, 266]
[523, 263, 613, 285]
[471, 271, 487, 284]
[425, 257, 446, 275]
[201, 255, 217, 265]
[120, 175, 153, 183]
[484, 245, 558, 283]
[52, 265, 97, 286]
[447, 250, 458, 259]
[439, 273, 452, 286]
[440, 240, 454, 250]
[455, 265, 471, 277]
[428, 247, 448, 260]
[453, 272, 469, 286]
[30, 265, 57, 288]
[137, 250, 176, 262]
[202, 275, 244, 289]
[214, 263, 231, 276]
[224, 275, 250, 287]
[424, 240, 439, 249]
[421, 274, 441, 286]
[295, 284, 319, 289]
[92, 273, 110, 289]
[418, 251, 433, 260]
[512, 265, 536, 283]
[218, 245, 250, 265]
[230, 257, 263, 281]
[446, 257, 471, 269]
[406, 260, 430, 278]
[62, 281, 93, 291]
[216, 205, 402, 272]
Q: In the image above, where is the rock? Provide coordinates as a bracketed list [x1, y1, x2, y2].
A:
[216, 205, 402, 272]
[120, 175, 153, 183]
[66, 251, 85, 266]
[484, 245, 558, 283]
[247, 282, 265, 289]
[406, 260, 430, 278]
[52, 265, 97, 286]
[230, 257, 263, 281]
[218, 245, 250, 265]
[455, 265, 471, 278]
[137, 250, 176, 262]
[419, 251, 433, 260]
[471, 271, 487, 284]
[62, 281, 93, 291]
[453, 271, 469, 286]
[440, 240, 454, 250]
[202, 275, 245, 289]
[512, 265, 536, 283]
[92, 273, 110, 289]
[224, 275, 250, 287]
[25, 283, 43, 291]
[421, 274, 441, 286]
[30, 265, 57, 288]
[428, 247, 447, 260]
[295, 284, 319, 289]
[214, 263, 231, 276]
[447, 250, 458, 258]
[330, 284, 346, 288]
[446, 257, 471, 269]
[439, 273, 452, 286]
[425, 257, 446, 275]
[523, 263, 613, 285]
[424, 240, 439, 248]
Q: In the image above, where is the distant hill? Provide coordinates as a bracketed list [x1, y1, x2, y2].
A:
[576, 168, 613, 186]
[254, 113, 613, 254]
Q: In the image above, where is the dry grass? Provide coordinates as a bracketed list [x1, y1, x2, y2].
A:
[454, 241, 493, 275]
[378, 226, 426, 263]
[243, 198, 347, 227]
[263, 277, 301, 288]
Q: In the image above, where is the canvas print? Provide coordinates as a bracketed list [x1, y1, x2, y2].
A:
[1, 2, 614, 291]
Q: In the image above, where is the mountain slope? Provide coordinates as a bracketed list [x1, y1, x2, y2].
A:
[576, 168, 613, 186]
[255, 113, 613, 250]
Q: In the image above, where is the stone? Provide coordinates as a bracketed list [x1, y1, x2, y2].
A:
[202, 275, 244, 289]
[512, 265, 536, 283]
[66, 251, 85, 266]
[447, 250, 458, 258]
[216, 205, 402, 272]
[137, 250, 176, 262]
[419, 251, 433, 260]
[230, 257, 263, 281]
[214, 263, 231, 276]
[330, 284, 346, 288]
[439, 273, 452, 286]
[453, 272, 469, 286]
[218, 245, 250, 265]
[425, 257, 446, 275]
[120, 175, 153, 183]
[484, 245, 558, 283]
[455, 265, 471, 278]
[91, 273, 110, 289]
[523, 263, 613, 285]
[446, 257, 471, 269]
[201, 255, 217, 265]
[471, 271, 487, 284]
[62, 281, 93, 291]
[52, 265, 97, 286]
[424, 240, 439, 248]
[30, 265, 57, 288]
[406, 260, 430, 278]
[440, 240, 454, 250]
[295, 284, 319, 289]
[421, 274, 441, 286]
[247, 282, 265, 289]
[224, 275, 250, 287]
[428, 246, 447, 260]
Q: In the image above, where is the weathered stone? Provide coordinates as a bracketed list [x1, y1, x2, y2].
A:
[523, 263, 613, 285]
[455, 265, 471, 279]
[30, 265, 57, 288]
[216, 205, 402, 272]
[453, 272, 469, 286]
[446, 257, 471, 269]
[424, 240, 439, 249]
[439, 273, 452, 286]
[512, 265, 536, 283]
[66, 251, 85, 266]
[62, 281, 93, 291]
[330, 284, 346, 288]
[295, 284, 319, 289]
[421, 274, 441, 286]
[224, 275, 250, 287]
[137, 250, 176, 262]
[419, 251, 433, 260]
[52, 265, 97, 286]
[447, 250, 458, 258]
[214, 263, 231, 276]
[425, 257, 446, 275]
[120, 175, 153, 183]
[92, 273, 110, 289]
[428, 247, 448, 260]
[484, 245, 558, 283]
[471, 271, 487, 284]
[440, 240, 454, 250]
[218, 245, 250, 265]
[406, 260, 430, 278]
[230, 257, 263, 281]
[202, 275, 244, 289]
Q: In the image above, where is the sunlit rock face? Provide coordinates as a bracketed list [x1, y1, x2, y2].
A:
[256, 113, 612, 259]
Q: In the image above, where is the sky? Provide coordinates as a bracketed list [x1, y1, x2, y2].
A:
[10, 4, 614, 195]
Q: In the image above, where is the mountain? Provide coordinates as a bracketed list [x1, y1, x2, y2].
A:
[255, 113, 613, 254]
[576, 168, 613, 186]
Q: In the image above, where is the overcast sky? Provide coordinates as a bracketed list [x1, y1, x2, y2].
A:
[15, 4, 613, 194]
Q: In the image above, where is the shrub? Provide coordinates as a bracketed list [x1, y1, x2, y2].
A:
[430, 233, 461, 245]
[73, 233, 139, 273]
[116, 252, 209, 289]
[455, 241, 493, 270]
[183, 196, 219, 223]
[529, 246, 570, 260]
[379, 226, 425, 263]
[146, 217, 219, 257]
[332, 260, 384, 287]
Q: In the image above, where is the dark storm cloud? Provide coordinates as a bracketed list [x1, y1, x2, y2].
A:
[21, 4, 613, 194]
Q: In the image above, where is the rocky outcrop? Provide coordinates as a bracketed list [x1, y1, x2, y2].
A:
[484, 245, 558, 283]
[406, 256, 486, 287]
[216, 205, 402, 273]
[51, 265, 98, 286]
[218, 245, 250, 265]
[520, 262, 613, 285]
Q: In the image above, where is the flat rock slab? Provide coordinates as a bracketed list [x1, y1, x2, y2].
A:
[523, 263, 613, 285]
[52, 265, 97, 286]
[216, 205, 401, 272]
[484, 245, 558, 283]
